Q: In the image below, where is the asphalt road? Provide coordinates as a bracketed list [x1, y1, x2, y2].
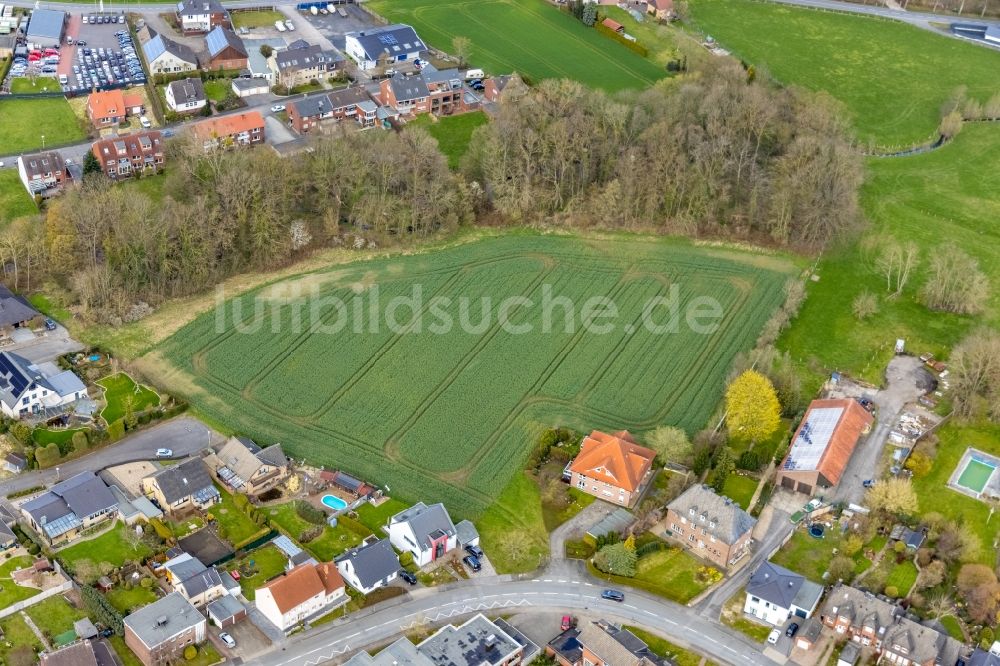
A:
[246, 572, 773, 666]
[0, 415, 218, 497]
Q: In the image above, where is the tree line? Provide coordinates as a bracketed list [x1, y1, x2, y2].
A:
[0, 59, 864, 322]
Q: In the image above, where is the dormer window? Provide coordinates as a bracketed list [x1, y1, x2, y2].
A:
[688, 509, 695, 516]
[709, 521, 716, 528]
[699, 514, 706, 522]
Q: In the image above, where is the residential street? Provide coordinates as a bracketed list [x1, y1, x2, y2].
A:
[0, 415, 219, 497]
[245, 571, 773, 666]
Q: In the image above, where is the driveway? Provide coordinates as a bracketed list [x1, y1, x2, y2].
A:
[290, 3, 378, 51]
[832, 356, 931, 506]
[549, 500, 617, 563]
[2, 324, 85, 364]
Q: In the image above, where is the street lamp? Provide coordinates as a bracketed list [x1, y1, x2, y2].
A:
[41, 135, 45, 149]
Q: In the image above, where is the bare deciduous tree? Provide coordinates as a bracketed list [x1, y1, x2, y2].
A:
[921, 244, 989, 315]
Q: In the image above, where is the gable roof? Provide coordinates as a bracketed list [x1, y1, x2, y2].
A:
[88, 89, 126, 120]
[217, 436, 269, 483]
[22, 471, 117, 538]
[647, 0, 673, 10]
[602, 18, 624, 31]
[39, 640, 99, 666]
[205, 26, 246, 59]
[667, 484, 756, 544]
[167, 78, 205, 104]
[177, 565, 228, 599]
[970, 648, 1000, 666]
[387, 72, 429, 103]
[192, 111, 264, 141]
[569, 431, 655, 493]
[390, 502, 456, 548]
[274, 43, 341, 74]
[747, 561, 823, 611]
[143, 29, 198, 64]
[0, 285, 40, 328]
[207, 594, 245, 622]
[147, 458, 217, 504]
[882, 615, 964, 664]
[124, 592, 205, 648]
[821, 584, 899, 631]
[348, 24, 424, 61]
[780, 399, 873, 486]
[336, 538, 401, 589]
[0, 351, 55, 407]
[258, 562, 344, 614]
[177, 0, 225, 15]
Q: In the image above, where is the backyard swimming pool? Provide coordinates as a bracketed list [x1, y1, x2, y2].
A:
[321, 495, 348, 511]
[957, 458, 996, 495]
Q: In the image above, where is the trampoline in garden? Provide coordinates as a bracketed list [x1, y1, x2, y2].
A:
[808, 524, 825, 539]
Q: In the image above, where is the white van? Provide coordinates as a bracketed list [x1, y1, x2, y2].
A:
[464, 68, 484, 80]
[275, 20, 286, 31]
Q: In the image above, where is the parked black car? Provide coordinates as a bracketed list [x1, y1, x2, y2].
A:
[785, 622, 800, 638]
[464, 544, 484, 559]
[601, 589, 624, 602]
[462, 555, 482, 572]
[399, 570, 417, 585]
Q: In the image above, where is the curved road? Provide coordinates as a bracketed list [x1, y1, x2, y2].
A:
[246, 567, 772, 666]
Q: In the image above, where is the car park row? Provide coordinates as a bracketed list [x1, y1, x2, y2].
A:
[68, 29, 146, 93]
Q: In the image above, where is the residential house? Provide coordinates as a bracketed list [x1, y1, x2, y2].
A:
[231, 77, 269, 97]
[244, 37, 283, 82]
[388, 502, 458, 567]
[346, 614, 538, 666]
[547, 619, 672, 666]
[269, 42, 342, 88]
[970, 645, 1000, 666]
[665, 484, 756, 570]
[39, 639, 101, 666]
[205, 26, 248, 71]
[124, 592, 207, 666]
[175, 0, 229, 34]
[420, 67, 470, 116]
[335, 538, 401, 594]
[568, 430, 656, 508]
[344, 24, 425, 71]
[162, 551, 238, 606]
[191, 111, 265, 150]
[377, 72, 430, 116]
[163, 552, 207, 585]
[645, 0, 673, 19]
[142, 29, 199, 74]
[91, 131, 165, 181]
[743, 561, 824, 626]
[16, 151, 69, 197]
[213, 436, 289, 496]
[482, 75, 518, 104]
[0, 520, 17, 549]
[0, 285, 41, 332]
[207, 594, 247, 628]
[165, 78, 206, 113]
[0, 351, 87, 418]
[21, 472, 118, 545]
[3, 451, 26, 473]
[889, 524, 927, 550]
[286, 87, 374, 133]
[255, 561, 346, 633]
[820, 583, 965, 664]
[776, 399, 874, 496]
[141, 458, 220, 514]
[87, 89, 145, 129]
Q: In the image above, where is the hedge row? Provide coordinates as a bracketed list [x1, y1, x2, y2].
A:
[594, 21, 649, 58]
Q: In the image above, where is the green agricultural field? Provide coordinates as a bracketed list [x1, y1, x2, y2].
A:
[0, 170, 37, 227]
[147, 234, 793, 517]
[369, 0, 665, 91]
[688, 0, 1000, 146]
[0, 98, 87, 154]
[781, 125, 1000, 383]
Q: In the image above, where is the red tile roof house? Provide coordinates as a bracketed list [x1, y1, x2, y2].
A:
[191, 111, 265, 150]
[775, 398, 874, 496]
[567, 430, 656, 508]
[664, 484, 756, 570]
[286, 87, 375, 134]
[91, 131, 165, 181]
[255, 562, 346, 633]
[87, 89, 145, 129]
[646, 0, 674, 20]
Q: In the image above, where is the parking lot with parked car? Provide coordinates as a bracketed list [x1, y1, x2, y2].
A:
[295, 3, 379, 50]
[68, 26, 145, 93]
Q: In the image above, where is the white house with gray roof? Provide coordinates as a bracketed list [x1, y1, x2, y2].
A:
[744, 560, 824, 626]
[0, 351, 87, 419]
[124, 592, 206, 666]
[665, 484, 756, 570]
[20, 471, 118, 545]
[142, 29, 198, 74]
[142, 457, 220, 514]
[166, 78, 206, 113]
[388, 502, 457, 567]
[344, 24, 424, 71]
[335, 538, 400, 594]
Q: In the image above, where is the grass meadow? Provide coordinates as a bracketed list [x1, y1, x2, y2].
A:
[688, 0, 1000, 146]
[0, 98, 87, 153]
[147, 234, 792, 521]
[0, 170, 37, 227]
[408, 111, 489, 169]
[369, 0, 666, 91]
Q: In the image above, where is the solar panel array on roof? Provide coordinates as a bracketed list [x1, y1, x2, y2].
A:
[378, 33, 397, 45]
[0, 354, 32, 397]
[782, 407, 843, 472]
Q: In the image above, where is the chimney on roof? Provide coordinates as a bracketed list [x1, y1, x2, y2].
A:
[156, 615, 168, 627]
[485, 634, 496, 650]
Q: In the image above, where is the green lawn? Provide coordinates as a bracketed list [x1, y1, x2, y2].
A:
[542, 487, 596, 533]
[0, 169, 37, 227]
[224, 544, 287, 600]
[203, 79, 232, 103]
[770, 529, 839, 583]
[28, 293, 72, 322]
[780, 124, 1000, 384]
[106, 584, 159, 614]
[601, 6, 688, 68]
[25, 595, 87, 639]
[0, 556, 41, 608]
[230, 8, 286, 28]
[214, 486, 268, 546]
[624, 626, 710, 666]
[369, 0, 666, 91]
[97, 372, 161, 423]
[57, 523, 153, 570]
[356, 498, 409, 533]
[265, 501, 370, 560]
[10, 77, 61, 94]
[0, 613, 43, 665]
[589, 546, 710, 603]
[32, 426, 87, 448]
[408, 111, 489, 170]
[940, 615, 965, 641]
[884, 559, 918, 596]
[0, 97, 87, 153]
[720, 474, 758, 511]
[121, 172, 167, 202]
[688, 0, 1000, 146]
[477, 471, 549, 573]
